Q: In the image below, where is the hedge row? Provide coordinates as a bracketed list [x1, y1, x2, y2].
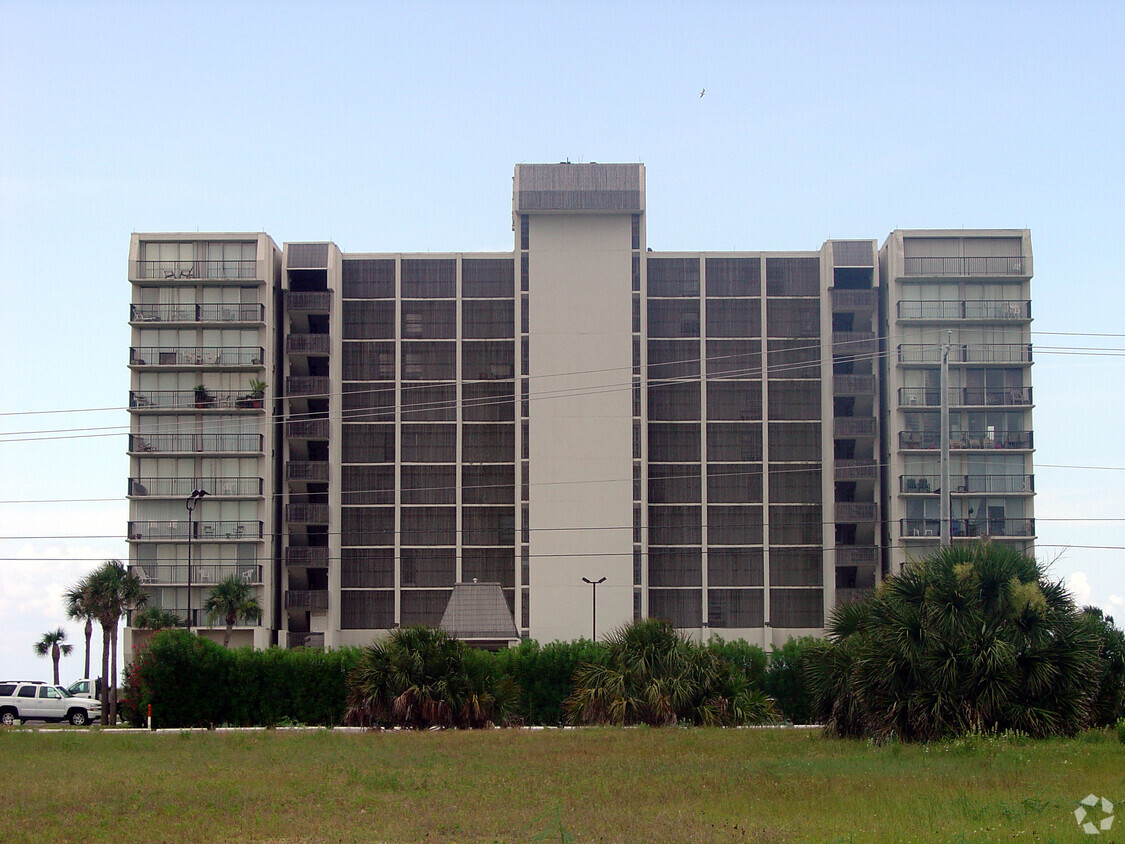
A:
[121, 628, 817, 728]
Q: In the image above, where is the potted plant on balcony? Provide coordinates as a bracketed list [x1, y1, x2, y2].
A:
[194, 384, 214, 409]
[238, 379, 266, 409]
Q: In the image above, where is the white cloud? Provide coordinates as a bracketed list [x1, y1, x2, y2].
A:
[1067, 571, 1093, 605]
[1109, 595, 1124, 607]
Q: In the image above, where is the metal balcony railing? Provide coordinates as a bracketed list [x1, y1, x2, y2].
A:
[898, 386, 1032, 407]
[897, 344, 1032, 365]
[130, 303, 264, 323]
[128, 433, 263, 454]
[130, 390, 265, 411]
[835, 546, 878, 568]
[285, 376, 330, 397]
[833, 417, 876, 438]
[835, 587, 875, 604]
[286, 418, 330, 439]
[287, 291, 332, 312]
[898, 430, 1033, 450]
[286, 503, 330, 523]
[129, 346, 264, 367]
[128, 477, 262, 497]
[286, 334, 331, 355]
[900, 474, 1034, 494]
[835, 502, 877, 523]
[831, 289, 877, 311]
[286, 461, 330, 482]
[129, 564, 262, 586]
[897, 300, 1030, 321]
[901, 518, 1035, 538]
[135, 260, 259, 280]
[833, 374, 876, 394]
[285, 546, 329, 567]
[834, 460, 877, 481]
[903, 256, 1026, 276]
[832, 332, 877, 354]
[285, 590, 329, 611]
[127, 520, 263, 541]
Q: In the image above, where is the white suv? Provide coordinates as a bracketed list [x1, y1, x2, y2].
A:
[0, 681, 101, 726]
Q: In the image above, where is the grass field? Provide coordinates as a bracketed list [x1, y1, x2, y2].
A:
[0, 726, 1120, 843]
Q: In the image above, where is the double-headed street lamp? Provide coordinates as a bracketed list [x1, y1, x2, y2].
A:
[185, 488, 210, 629]
[581, 576, 606, 640]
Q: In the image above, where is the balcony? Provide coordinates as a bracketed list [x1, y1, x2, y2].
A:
[897, 344, 1032, 365]
[130, 303, 264, 324]
[285, 376, 330, 398]
[287, 334, 331, 355]
[127, 520, 263, 541]
[833, 374, 875, 395]
[129, 564, 262, 586]
[901, 518, 1035, 539]
[285, 546, 329, 567]
[286, 461, 330, 482]
[130, 390, 265, 412]
[287, 291, 332, 312]
[286, 418, 330, 439]
[286, 503, 330, 524]
[128, 433, 263, 454]
[129, 346, 264, 368]
[833, 417, 876, 438]
[835, 546, 878, 567]
[288, 632, 325, 649]
[135, 260, 258, 281]
[903, 256, 1026, 276]
[832, 331, 877, 355]
[836, 502, 877, 523]
[898, 430, 1033, 451]
[900, 474, 1034, 494]
[831, 289, 877, 311]
[897, 300, 1030, 321]
[835, 587, 875, 605]
[128, 477, 262, 498]
[834, 460, 877, 482]
[285, 590, 329, 611]
[898, 386, 1032, 407]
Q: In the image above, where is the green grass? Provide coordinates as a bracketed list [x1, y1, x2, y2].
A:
[0, 727, 1120, 843]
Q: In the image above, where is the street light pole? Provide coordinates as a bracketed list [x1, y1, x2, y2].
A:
[185, 488, 210, 630]
[581, 576, 606, 640]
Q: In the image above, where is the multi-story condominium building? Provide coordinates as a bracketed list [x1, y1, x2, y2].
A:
[124, 163, 1034, 653]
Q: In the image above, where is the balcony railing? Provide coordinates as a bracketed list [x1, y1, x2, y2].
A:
[127, 520, 263, 541]
[835, 546, 878, 567]
[285, 376, 330, 398]
[129, 564, 262, 586]
[833, 374, 875, 395]
[832, 332, 877, 354]
[831, 289, 877, 311]
[836, 502, 877, 523]
[129, 346, 264, 367]
[897, 344, 1032, 365]
[835, 587, 875, 604]
[287, 291, 332, 312]
[130, 303, 264, 323]
[901, 518, 1035, 538]
[833, 417, 876, 438]
[129, 433, 263, 454]
[285, 546, 329, 567]
[899, 386, 1032, 407]
[288, 632, 326, 649]
[128, 477, 262, 497]
[285, 590, 329, 611]
[286, 461, 330, 482]
[900, 474, 1034, 494]
[897, 300, 1030, 321]
[286, 334, 331, 355]
[130, 390, 265, 411]
[286, 418, 330, 439]
[898, 430, 1033, 450]
[835, 460, 877, 481]
[286, 503, 330, 524]
[903, 256, 1026, 276]
[135, 260, 259, 280]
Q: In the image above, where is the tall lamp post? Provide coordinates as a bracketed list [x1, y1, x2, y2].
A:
[581, 576, 606, 640]
[186, 488, 210, 630]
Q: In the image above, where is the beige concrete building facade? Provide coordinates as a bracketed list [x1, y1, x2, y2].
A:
[124, 164, 1035, 651]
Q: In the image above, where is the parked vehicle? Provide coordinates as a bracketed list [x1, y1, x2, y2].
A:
[0, 681, 101, 726]
[64, 678, 103, 700]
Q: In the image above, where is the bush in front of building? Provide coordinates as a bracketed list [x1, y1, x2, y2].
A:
[761, 636, 819, 724]
[496, 638, 609, 725]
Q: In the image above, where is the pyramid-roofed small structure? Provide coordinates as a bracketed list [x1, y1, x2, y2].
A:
[439, 581, 519, 642]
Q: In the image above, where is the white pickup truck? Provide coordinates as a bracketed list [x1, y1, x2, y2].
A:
[0, 680, 102, 726]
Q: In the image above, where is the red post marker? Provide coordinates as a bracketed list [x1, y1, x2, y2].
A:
[147, 704, 153, 731]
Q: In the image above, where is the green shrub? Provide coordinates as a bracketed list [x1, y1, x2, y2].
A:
[496, 638, 607, 725]
[763, 636, 819, 724]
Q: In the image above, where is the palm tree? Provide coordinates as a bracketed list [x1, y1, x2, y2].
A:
[63, 580, 97, 680]
[806, 542, 1102, 741]
[34, 628, 74, 685]
[79, 560, 147, 724]
[132, 606, 184, 630]
[565, 617, 776, 727]
[202, 575, 262, 647]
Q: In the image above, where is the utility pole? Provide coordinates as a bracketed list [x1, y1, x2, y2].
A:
[939, 331, 952, 546]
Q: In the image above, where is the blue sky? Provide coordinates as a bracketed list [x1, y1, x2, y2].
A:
[1, 0, 1122, 683]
